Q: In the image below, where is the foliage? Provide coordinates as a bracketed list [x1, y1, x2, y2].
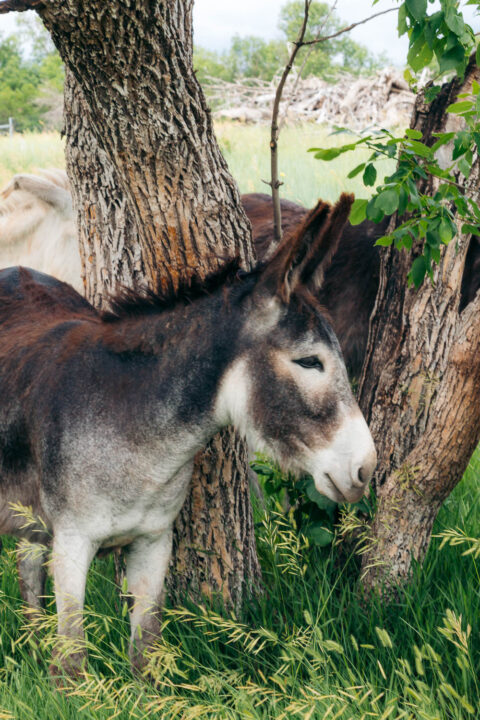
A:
[252, 455, 374, 549]
[195, 1, 386, 86]
[310, 0, 480, 286]
[252, 456, 337, 547]
[0, 35, 41, 131]
[0, 16, 64, 132]
[279, 0, 388, 79]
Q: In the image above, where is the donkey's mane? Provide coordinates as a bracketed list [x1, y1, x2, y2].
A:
[102, 257, 261, 321]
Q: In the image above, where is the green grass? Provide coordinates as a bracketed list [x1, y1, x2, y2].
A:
[0, 131, 65, 188]
[0, 452, 478, 719]
[0, 123, 396, 205]
[216, 121, 396, 206]
[0, 126, 477, 719]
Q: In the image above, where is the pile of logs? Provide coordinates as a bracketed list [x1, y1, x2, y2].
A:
[209, 68, 415, 129]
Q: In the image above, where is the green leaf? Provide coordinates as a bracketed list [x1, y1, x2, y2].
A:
[305, 524, 334, 547]
[347, 162, 366, 179]
[431, 132, 456, 152]
[408, 37, 433, 72]
[445, 8, 465, 37]
[452, 131, 472, 160]
[363, 163, 377, 187]
[408, 256, 427, 288]
[461, 223, 480, 235]
[446, 100, 474, 114]
[424, 85, 441, 103]
[313, 148, 342, 161]
[366, 197, 385, 223]
[349, 198, 368, 225]
[439, 43, 467, 74]
[439, 217, 455, 244]
[398, 185, 409, 216]
[305, 481, 334, 510]
[375, 235, 393, 247]
[376, 189, 399, 215]
[406, 0, 427, 22]
[458, 156, 472, 178]
[405, 129, 422, 139]
[405, 139, 433, 158]
[398, 3, 408, 35]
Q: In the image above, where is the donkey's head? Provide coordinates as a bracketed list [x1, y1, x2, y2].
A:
[216, 194, 376, 503]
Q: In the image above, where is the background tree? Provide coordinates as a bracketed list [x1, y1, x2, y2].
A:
[279, 0, 388, 79]
[0, 33, 41, 130]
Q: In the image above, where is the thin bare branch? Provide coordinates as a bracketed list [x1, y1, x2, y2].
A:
[301, 7, 397, 46]
[278, 0, 339, 133]
[269, 0, 312, 242]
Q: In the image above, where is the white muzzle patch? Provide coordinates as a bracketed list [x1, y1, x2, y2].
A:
[308, 411, 377, 503]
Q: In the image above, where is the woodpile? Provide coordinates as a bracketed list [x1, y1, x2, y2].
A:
[209, 68, 415, 129]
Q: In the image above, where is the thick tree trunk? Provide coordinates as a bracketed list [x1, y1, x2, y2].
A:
[41, 1, 261, 608]
[359, 59, 480, 591]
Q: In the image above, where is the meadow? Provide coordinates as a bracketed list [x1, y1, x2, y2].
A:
[0, 125, 478, 720]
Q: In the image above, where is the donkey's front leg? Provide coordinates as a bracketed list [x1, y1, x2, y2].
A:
[49, 529, 97, 679]
[126, 529, 173, 672]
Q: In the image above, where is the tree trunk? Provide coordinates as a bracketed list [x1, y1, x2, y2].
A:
[358, 58, 480, 592]
[40, 0, 261, 609]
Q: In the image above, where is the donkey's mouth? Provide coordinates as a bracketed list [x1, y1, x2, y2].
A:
[323, 473, 348, 504]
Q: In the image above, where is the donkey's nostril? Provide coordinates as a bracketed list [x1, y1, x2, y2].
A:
[351, 468, 364, 488]
[351, 464, 372, 488]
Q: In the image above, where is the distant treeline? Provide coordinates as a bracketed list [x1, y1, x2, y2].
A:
[0, 3, 388, 132]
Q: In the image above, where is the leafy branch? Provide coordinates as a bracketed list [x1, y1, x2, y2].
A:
[309, 0, 480, 287]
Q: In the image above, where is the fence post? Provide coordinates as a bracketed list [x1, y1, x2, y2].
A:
[8, 117, 13, 137]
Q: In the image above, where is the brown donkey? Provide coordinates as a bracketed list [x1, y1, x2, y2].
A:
[0, 194, 375, 676]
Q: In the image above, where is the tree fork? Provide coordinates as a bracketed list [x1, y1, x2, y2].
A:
[34, 0, 261, 608]
[358, 57, 480, 592]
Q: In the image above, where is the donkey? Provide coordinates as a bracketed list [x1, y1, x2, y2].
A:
[0, 169, 81, 291]
[0, 194, 376, 676]
[243, 192, 480, 379]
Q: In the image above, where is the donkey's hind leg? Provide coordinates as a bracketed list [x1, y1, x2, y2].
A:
[16, 541, 47, 610]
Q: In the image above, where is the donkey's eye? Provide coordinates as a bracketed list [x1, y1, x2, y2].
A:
[293, 356, 324, 371]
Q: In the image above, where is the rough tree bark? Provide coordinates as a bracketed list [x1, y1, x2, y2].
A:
[32, 0, 260, 608]
[358, 57, 480, 591]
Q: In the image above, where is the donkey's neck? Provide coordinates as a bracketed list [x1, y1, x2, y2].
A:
[94, 285, 248, 464]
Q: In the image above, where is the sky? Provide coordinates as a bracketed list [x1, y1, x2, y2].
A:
[0, 1, 479, 67]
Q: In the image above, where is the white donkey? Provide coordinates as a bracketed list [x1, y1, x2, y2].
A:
[0, 169, 81, 291]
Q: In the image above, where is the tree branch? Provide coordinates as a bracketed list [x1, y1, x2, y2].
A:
[278, 0, 339, 134]
[0, 0, 43, 12]
[269, 0, 312, 242]
[301, 7, 397, 46]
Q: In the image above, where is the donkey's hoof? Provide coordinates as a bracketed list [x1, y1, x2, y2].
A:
[49, 650, 87, 686]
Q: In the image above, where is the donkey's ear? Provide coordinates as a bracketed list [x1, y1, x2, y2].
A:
[258, 193, 354, 303]
[298, 192, 354, 292]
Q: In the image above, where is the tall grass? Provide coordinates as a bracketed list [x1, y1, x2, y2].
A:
[215, 121, 397, 206]
[0, 125, 477, 719]
[0, 451, 478, 719]
[0, 123, 397, 205]
[0, 132, 65, 188]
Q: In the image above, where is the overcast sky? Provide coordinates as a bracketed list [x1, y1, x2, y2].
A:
[1, 1, 479, 67]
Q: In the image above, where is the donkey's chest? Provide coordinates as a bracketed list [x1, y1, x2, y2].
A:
[52, 427, 197, 543]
